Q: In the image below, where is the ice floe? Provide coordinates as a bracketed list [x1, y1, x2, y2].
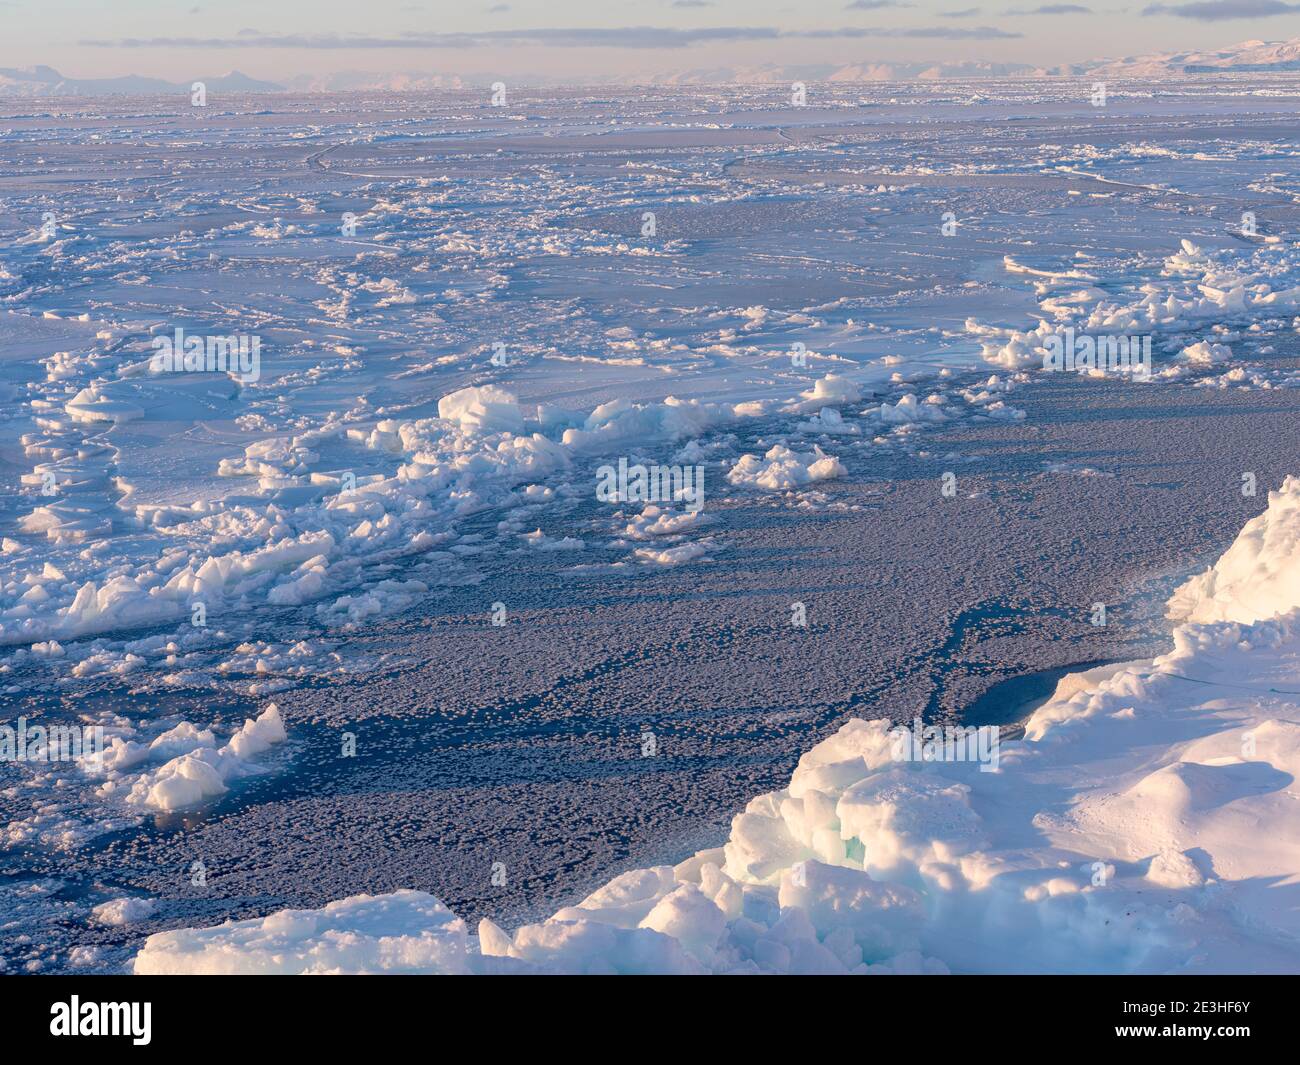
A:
[727, 445, 846, 491]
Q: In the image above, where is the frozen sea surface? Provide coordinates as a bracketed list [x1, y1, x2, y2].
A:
[2, 80, 1300, 971]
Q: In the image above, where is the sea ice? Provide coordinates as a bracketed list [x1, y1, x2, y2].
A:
[133, 479, 1300, 974]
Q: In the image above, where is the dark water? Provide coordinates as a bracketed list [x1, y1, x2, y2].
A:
[960, 658, 1121, 733]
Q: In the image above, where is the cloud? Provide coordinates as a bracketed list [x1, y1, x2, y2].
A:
[82, 25, 1022, 49]
[671, 1, 713, 7]
[1142, 0, 1300, 15]
[1003, 3, 1089, 11]
[82, 29, 779, 50]
[940, 6, 983, 14]
[844, 0, 911, 8]
[864, 25, 1019, 36]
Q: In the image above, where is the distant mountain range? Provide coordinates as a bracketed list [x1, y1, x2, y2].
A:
[1082, 37, 1300, 77]
[648, 38, 1300, 82]
[284, 71, 466, 92]
[3, 39, 1300, 96]
[0, 66, 282, 97]
[647, 60, 1042, 83]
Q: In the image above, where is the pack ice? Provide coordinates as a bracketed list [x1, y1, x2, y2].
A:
[0, 381, 769, 647]
[134, 478, 1300, 974]
[971, 239, 1300, 388]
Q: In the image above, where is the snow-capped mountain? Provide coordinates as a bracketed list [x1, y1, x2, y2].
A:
[641, 60, 1042, 84]
[284, 71, 467, 92]
[3, 38, 1300, 96]
[651, 38, 1300, 82]
[0, 66, 283, 97]
[1083, 37, 1300, 76]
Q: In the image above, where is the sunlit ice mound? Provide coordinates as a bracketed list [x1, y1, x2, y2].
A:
[134, 479, 1300, 974]
[1167, 475, 1300, 625]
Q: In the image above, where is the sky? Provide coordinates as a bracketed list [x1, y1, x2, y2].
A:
[1, 0, 1298, 80]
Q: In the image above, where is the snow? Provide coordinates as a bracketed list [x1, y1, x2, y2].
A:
[618, 505, 711, 541]
[875, 393, 947, 425]
[0, 385, 767, 647]
[91, 897, 157, 927]
[633, 540, 715, 566]
[88, 704, 287, 813]
[727, 445, 846, 491]
[786, 374, 864, 414]
[1179, 340, 1232, 366]
[1167, 476, 1300, 625]
[134, 890, 469, 975]
[969, 238, 1300, 388]
[133, 480, 1300, 973]
[436, 385, 527, 436]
